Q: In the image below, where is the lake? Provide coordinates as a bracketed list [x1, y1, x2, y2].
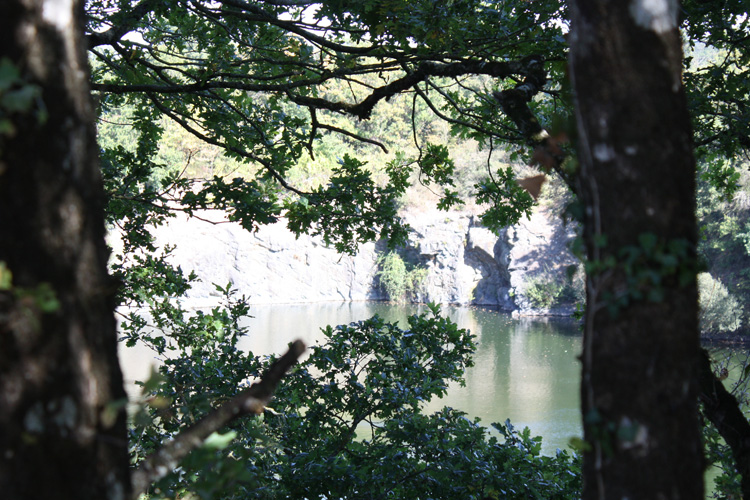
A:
[120, 302, 583, 453]
[118, 301, 750, 496]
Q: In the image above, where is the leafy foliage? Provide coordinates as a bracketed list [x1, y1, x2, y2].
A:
[696, 166, 750, 325]
[682, 2, 750, 161]
[83, 0, 750, 497]
[475, 166, 535, 232]
[285, 155, 411, 254]
[698, 272, 744, 333]
[701, 349, 750, 499]
[87, 0, 574, 253]
[524, 266, 583, 311]
[0, 57, 46, 142]
[129, 292, 581, 499]
[376, 251, 428, 303]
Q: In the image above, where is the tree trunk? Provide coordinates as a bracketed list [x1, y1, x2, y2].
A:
[568, 1, 704, 499]
[0, 1, 131, 498]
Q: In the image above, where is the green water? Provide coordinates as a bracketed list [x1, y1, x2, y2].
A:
[237, 302, 583, 453]
[119, 301, 748, 495]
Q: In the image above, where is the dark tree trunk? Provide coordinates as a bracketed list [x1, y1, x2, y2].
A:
[568, 1, 704, 499]
[0, 1, 131, 499]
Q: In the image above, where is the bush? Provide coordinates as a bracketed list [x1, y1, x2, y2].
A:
[525, 273, 565, 309]
[376, 251, 427, 302]
[524, 266, 584, 310]
[130, 295, 582, 500]
[698, 272, 743, 333]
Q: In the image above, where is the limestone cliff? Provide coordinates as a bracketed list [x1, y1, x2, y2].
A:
[144, 207, 578, 314]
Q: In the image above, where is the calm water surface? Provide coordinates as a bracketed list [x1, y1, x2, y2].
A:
[120, 302, 584, 453]
[119, 302, 750, 494]
[235, 302, 583, 453]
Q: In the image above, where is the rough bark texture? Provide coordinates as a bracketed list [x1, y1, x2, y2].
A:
[568, 1, 704, 499]
[0, 1, 131, 499]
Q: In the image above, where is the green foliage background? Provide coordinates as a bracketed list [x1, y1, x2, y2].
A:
[126, 289, 581, 499]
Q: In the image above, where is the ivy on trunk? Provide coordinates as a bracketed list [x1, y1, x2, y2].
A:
[0, 1, 130, 498]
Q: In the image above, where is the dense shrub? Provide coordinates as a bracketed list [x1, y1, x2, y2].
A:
[698, 272, 743, 333]
[128, 290, 582, 500]
[524, 266, 584, 310]
[376, 251, 428, 303]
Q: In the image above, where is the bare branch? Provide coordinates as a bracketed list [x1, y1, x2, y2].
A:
[130, 340, 306, 500]
[316, 122, 389, 154]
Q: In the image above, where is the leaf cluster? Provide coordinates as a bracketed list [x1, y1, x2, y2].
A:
[129, 293, 581, 499]
[87, 0, 572, 250]
[376, 250, 428, 303]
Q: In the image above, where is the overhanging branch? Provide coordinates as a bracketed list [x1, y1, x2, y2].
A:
[87, 0, 162, 48]
[287, 59, 535, 120]
[492, 55, 574, 188]
[492, 55, 547, 139]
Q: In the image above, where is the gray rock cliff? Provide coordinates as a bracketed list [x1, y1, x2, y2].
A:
[140, 207, 578, 313]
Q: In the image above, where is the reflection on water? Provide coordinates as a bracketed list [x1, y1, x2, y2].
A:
[120, 302, 583, 453]
[430, 313, 582, 452]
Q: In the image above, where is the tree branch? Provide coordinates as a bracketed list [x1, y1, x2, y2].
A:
[287, 59, 532, 120]
[492, 55, 547, 140]
[145, 93, 308, 196]
[218, 0, 379, 55]
[491, 55, 575, 189]
[317, 122, 389, 153]
[87, 0, 161, 48]
[129, 340, 306, 500]
[260, 0, 316, 5]
[698, 348, 750, 499]
[413, 84, 517, 142]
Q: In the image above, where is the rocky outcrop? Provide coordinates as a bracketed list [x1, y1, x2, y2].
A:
[142, 207, 578, 313]
[504, 208, 580, 316]
[403, 212, 514, 308]
[146, 214, 385, 307]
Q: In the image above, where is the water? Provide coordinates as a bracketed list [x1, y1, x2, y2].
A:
[119, 302, 750, 495]
[119, 302, 584, 453]
[242, 302, 583, 453]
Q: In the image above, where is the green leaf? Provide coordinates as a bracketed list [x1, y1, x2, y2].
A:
[0, 261, 12, 290]
[0, 58, 20, 91]
[203, 431, 237, 451]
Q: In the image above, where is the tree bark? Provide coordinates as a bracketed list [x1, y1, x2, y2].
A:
[0, 1, 131, 498]
[568, 1, 704, 499]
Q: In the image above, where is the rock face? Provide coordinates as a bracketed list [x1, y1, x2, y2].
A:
[149, 214, 385, 307]
[145, 207, 578, 314]
[403, 212, 514, 308]
[504, 208, 581, 316]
